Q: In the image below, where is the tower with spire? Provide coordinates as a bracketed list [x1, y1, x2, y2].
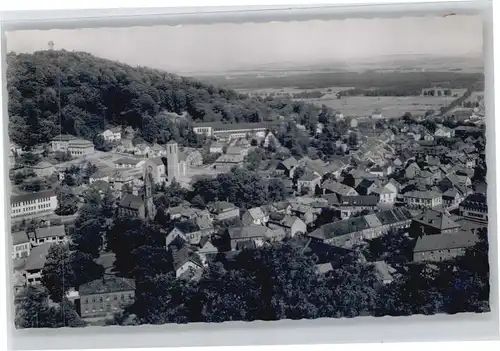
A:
[143, 164, 156, 221]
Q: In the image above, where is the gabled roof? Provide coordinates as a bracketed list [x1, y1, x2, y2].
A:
[414, 231, 478, 253]
[460, 193, 487, 211]
[12, 230, 29, 246]
[322, 180, 358, 196]
[247, 207, 266, 220]
[228, 225, 267, 240]
[119, 194, 143, 210]
[412, 209, 461, 230]
[281, 157, 298, 170]
[115, 157, 141, 166]
[172, 248, 203, 270]
[79, 276, 135, 295]
[208, 201, 238, 214]
[35, 225, 65, 239]
[24, 243, 53, 271]
[338, 195, 379, 207]
[148, 157, 165, 166]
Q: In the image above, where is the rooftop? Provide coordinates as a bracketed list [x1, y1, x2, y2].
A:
[414, 231, 478, 253]
[79, 275, 136, 295]
[24, 243, 53, 271]
[12, 230, 29, 246]
[11, 189, 56, 204]
[228, 225, 268, 240]
[412, 209, 461, 230]
[35, 225, 66, 239]
[119, 194, 143, 210]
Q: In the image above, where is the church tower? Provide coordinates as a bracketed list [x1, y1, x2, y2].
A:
[143, 165, 156, 221]
[166, 140, 179, 182]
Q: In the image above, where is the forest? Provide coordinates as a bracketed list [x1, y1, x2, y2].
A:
[7, 50, 330, 149]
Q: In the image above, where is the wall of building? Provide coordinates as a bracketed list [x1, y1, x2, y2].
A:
[80, 290, 135, 319]
[11, 195, 58, 219]
[413, 247, 466, 262]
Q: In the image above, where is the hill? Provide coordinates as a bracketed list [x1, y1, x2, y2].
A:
[7, 50, 325, 148]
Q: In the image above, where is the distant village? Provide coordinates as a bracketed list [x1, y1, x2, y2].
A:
[9, 89, 487, 324]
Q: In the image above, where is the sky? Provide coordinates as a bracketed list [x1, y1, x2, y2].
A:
[6, 15, 483, 74]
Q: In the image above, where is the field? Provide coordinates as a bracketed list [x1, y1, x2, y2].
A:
[298, 95, 461, 118]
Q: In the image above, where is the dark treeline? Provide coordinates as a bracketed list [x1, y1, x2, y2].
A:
[104, 224, 489, 325]
[7, 50, 332, 148]
[201, 71, 484, 91]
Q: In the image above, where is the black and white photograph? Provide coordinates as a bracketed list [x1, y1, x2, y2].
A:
[5, 11, 490, 329]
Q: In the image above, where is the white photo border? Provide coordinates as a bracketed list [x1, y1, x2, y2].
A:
[0, 1, 498, 350]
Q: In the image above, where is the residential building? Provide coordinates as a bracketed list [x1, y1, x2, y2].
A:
[413, 231, 478, 263]
[12, 230, 30, 259]
[403, 191, 442, 209]
[308, 208, 413, 249]
[267, 213, 307, 238]
[409, 209, 462, 237]
[101, 127, 122, 142]
[227, 225, 268, 250]
[355, 179, 378, 196]
[23, 243, 53, 286]
[30, 225, 67, 246]
[172, 248, 204, 280]
[10, 189, 58, 219]
[297, 172, 322, 195]
[277, 157, 298, 179]
[212, 154, 245, 172]
[321, 179, 358, 197]
[167, 220, 214, 246]
[114, 157, 144, 169]
[371, 183, 398, 204]
[442, 188, 464, 209]
[79, 275, 136, 319]
[405, 163, 421, 179]
[434, 126, 454, 138]
[459, 193, 488, 222]
[242, 207, 269, 226]
[209, 142, 224, 154]
[335, 195, 379, 220]
[207, 201, 240, 221]
[134, 143, 151, 157]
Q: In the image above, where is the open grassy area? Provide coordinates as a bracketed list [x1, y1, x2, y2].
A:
[302, 95, 459, 118]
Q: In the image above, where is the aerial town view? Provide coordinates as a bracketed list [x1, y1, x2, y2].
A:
[6, 14, 489, 329]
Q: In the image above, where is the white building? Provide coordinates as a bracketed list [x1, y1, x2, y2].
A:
[10, 189, 58, 219]
[30, 225, 67, 246]
[101, 127, 122, 142]
[12, 230, 31, 259]
[23, 243, 52, 286]
[68, 139, 95, 156]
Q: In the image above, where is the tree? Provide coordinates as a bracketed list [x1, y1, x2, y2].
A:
[18, 152, 40, 166]
[41, 244, 105, 302]
[15, 285, 85, 328]
[55, 186, 79, 216]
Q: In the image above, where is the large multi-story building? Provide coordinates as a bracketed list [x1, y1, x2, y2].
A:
[68, 139, 95, 156]
[51, 135, 95, 156]
[459, 193, 488, 222]
[403, 191, 442, 209]
[79, 275, 136, 319]
[308, 208, 414, 249]
[192, 121, 280, 141]
[10, 189, 58, 219]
